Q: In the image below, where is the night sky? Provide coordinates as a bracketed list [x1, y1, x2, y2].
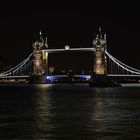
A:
[0, 1, 140, 71]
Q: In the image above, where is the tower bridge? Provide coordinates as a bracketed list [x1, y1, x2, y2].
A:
[0, 28, 140, 84]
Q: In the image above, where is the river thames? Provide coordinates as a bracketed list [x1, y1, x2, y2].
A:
[0, 83, 140, 139]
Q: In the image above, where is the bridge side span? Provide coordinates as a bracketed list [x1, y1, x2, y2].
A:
[0, 53, 33, 76]
[105, 51, 140, 75]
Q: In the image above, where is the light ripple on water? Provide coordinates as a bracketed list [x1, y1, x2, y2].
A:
[0, 84, 140, 139]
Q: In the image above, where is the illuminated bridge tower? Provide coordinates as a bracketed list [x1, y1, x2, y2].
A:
[33, 31, 48, 75]
[93, 27, 107, 75]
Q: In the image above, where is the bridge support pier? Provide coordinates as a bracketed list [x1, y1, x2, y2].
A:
[29, 75, 46, 84]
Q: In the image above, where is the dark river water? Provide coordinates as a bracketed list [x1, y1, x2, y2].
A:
[0, 83, 140, 139]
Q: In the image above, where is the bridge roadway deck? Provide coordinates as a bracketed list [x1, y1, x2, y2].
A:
[0, 74, 140, 79]
[0, 76, 29, 79]
[107, 74, 140, 77]
[0, 74, 140, 84]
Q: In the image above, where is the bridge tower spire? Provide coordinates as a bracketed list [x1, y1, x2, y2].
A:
[99, 26, 102, 38]
[93, 28, 107, 75]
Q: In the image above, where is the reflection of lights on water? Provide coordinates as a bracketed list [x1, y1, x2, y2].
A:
[38, 84, 47, 89]
[33, 90, 50, 136]
[88, 91, 105, 132]
[35, 84, 53, 91]
[32, 84, 54, 136]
